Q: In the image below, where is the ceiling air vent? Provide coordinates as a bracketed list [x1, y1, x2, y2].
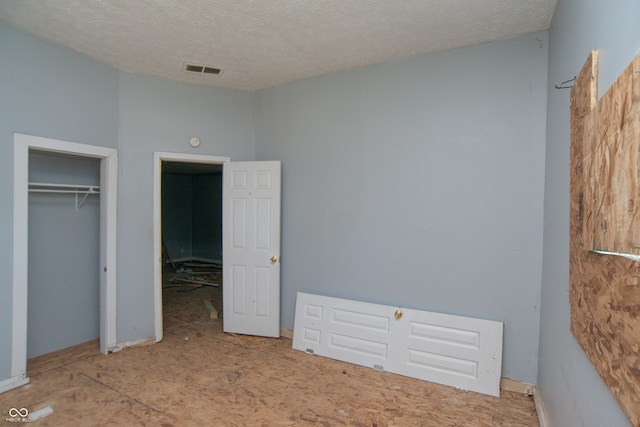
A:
[184, 63, 222, 75]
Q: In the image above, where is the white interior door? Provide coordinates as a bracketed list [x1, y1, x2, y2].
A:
[293, 292, 503, 396]
[223, 161, 281, 337]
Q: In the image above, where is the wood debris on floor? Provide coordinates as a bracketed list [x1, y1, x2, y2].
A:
[165, 260, 222, 292]
[0, 269, 540, 426]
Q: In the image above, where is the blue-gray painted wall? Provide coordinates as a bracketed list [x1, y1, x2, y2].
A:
[0, 24, 118, 378]
[252, 32, 548, 384]
[2, 3, 640, 422]
[0, 22, 255, 378]
[539, 0, 640, 425]
[115, 73, 254, 343]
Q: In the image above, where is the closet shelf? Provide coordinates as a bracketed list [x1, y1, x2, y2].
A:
[28, 182, 100, 210]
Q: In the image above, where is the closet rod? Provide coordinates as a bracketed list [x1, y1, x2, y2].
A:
[28, 182, 100, 193]
[29, 189, 99, 194]
[28, 182, 100, 210]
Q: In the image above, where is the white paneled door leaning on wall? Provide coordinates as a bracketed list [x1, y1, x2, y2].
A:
[293, 292, 503, 396]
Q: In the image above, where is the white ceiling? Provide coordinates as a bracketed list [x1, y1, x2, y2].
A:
[0, 0, 557, 92]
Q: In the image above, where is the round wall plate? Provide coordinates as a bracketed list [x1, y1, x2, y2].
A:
[189, 137, 200, 148]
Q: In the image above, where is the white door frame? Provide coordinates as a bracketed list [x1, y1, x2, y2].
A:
[7, 133, 117, 393]
[153, 152, 230, 342]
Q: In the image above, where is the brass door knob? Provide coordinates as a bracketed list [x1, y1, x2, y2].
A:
[394, 310, 403, 319]
[270, 256, 278, 264]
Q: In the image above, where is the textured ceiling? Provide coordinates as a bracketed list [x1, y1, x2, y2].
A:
[0, 0, 557, 92]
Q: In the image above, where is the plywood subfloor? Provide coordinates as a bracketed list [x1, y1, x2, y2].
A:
[1, 271, 539, 426]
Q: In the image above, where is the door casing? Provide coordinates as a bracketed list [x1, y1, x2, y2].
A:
[6, 133, 117, 394]
[153, 152, 230, 342]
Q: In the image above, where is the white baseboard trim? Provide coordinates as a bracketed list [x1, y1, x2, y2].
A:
[280, 328, 293, 339]
[499, 379, 548, 426]
[500, 377, 549, 427]
[107, 336, 155, 354]
[533, 386, 549, 427]
[500, 377, 535, 395]
[0, 375, 29, 394]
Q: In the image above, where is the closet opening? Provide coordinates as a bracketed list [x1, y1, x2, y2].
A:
[9, 133, 117, 393]
[27, 150, 101, 363]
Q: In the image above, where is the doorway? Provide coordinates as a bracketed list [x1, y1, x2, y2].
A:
[160, 160, 223, 330]
[153, 152, 229, 342]
[153, 153, 282, 343]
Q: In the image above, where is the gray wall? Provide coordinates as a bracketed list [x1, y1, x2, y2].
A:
[0, 23, 118, 379]
[162, 173, 194, 261]
[192, 174, 223, 261]
[116, 73, 254, 342]
[539, 0, 640, 425]
[252, 32, 548, 384]
[161, 173, 223, 262]
[28, 152, 100, 358]
[0, 22, 255, 381]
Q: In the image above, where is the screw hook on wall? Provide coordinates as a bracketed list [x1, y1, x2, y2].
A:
[555, 76, 577, 89]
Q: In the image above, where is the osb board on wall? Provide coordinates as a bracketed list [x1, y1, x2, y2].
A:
[592, 53, 640, 253]
[570, 51, 640, 426]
